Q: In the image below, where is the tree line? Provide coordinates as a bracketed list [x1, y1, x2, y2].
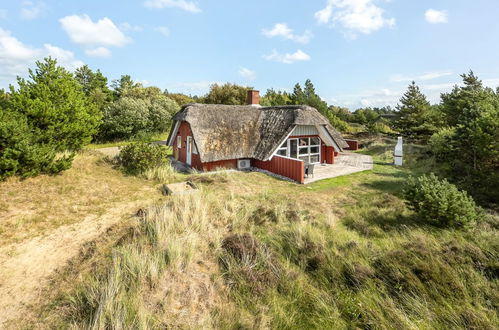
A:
[0, 58, 497, 204]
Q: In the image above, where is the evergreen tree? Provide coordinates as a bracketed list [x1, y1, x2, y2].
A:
[9, 58, 101, 152]
[260, 88, 292, 106]
[395, 81, 441, 138]
[111, 75, 137, 99]
[1, 58, 101, 179]
[431, 71, 499, 203]
[292, 79, 350, 132]
[75, 65, 113, 114]
[291, 83, 306, 104]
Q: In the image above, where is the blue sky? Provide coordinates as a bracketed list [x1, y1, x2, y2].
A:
[1, 0, 499, 109]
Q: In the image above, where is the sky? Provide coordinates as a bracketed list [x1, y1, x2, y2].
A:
[1, 0, 499, 109]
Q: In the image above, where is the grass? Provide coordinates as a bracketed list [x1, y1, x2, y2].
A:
[0, 150, 161, 246]
[9, 137, 499, 329]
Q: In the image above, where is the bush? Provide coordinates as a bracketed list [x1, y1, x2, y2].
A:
[118, 142, 169, 175]
[98, 95, 178, 141]
[404, 173, 480, 228]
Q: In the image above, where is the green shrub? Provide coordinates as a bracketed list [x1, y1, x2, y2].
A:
[118, 142, 168, 175]
[404, 173, 480, 228]
[98, 95, 178, 141]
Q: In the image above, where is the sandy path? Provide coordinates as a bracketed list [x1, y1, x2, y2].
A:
[0, 200, 149, 327]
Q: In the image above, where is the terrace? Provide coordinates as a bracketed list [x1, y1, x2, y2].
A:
[303, 152, 374, 184]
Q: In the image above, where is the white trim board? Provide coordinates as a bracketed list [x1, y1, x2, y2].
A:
[167, 121, 180, 146]
[318, 125, 341, 152]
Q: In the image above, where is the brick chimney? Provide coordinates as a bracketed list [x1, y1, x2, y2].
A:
[246, 90, 260, 106]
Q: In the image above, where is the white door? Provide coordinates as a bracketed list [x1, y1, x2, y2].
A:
[186, 136, 192, 165]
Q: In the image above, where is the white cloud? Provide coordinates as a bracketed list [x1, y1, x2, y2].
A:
[0, 28, 82, 87]
[85, 47, 111, 58]
[263, 49, 311, 64]
[121, 22, 143, 32]
[20, 1, 45, 20]
[238, 67, 256, 80]
[155, 26, 170, 37]
[143, 0, 201, 13]
[315, 0, 395, 37]
[331, 75, 499, 110]
[425, 9, 448, 24]
[262, 23, 313, 44]
[390, 70, 453, 82]
[43, 44, 83, 69]
[59, 15, 129, 47]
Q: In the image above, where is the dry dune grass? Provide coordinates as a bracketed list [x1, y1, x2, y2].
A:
[0, 150, 165, 327]
[3, 140, 499, 329]
[0, 150, 160, 246]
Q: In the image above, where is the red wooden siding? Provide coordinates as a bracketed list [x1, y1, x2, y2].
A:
[324, 146, 335, 164]
[202, 159, 238, 171]
[253, 156, 305, 184]
[345, 139, 359, 151]
[173, 121, 202, 171]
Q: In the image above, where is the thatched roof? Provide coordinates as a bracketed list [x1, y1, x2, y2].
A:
[168, 103, 348, 163]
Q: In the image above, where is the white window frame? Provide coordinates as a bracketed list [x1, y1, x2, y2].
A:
[177, 135, 182, 148]
[276, 137, 321, 164]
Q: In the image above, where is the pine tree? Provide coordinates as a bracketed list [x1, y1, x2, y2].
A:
[292, 79, 350, 132]
[1, 58, 102, 179]
[291, 83, 305, 104]
[395, 81, 439, 138]
[9, 58, 101, 152]
[75, 65, 113, 113]
[433, 71, 499, 202]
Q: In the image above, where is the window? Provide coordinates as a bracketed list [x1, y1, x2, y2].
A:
[277, 140, 288, 156]
[299, 147, 309, 155]
[310, 155, 319, 163]
[192, 141, 198, 154]
[275, 137, 320, 163]
[177, 136, 182, 148]
[277, 149, 287, 156]
[286, 137, 321, 164]
[289, 139, 298, 158]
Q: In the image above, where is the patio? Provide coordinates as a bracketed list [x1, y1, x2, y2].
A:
[304, 152, 374, 184]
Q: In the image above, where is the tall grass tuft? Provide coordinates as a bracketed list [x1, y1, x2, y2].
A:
[60, 193, 221, 328]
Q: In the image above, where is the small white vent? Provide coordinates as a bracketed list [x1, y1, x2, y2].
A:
[237, 159, 251, 169]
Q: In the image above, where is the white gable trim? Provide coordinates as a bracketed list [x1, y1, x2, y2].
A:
[268, 125, 296, 161]
[318, 125, 341, 152]
[167, 121, 180, 146]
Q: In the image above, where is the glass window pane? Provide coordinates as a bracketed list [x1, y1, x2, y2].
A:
[310, 155, 319, 163]
[299, 156, 309, 163]
[289, 139, 298, 158]
[299, 147, 309, 155]
[310, 137, 320, 145]
[299, 138, 309, 146]
[277, 149, 287, 156]
[310, 146, 319, 154]
[280, 140, 287, 148]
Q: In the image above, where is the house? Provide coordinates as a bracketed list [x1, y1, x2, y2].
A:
[166, 90, 349, 183]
